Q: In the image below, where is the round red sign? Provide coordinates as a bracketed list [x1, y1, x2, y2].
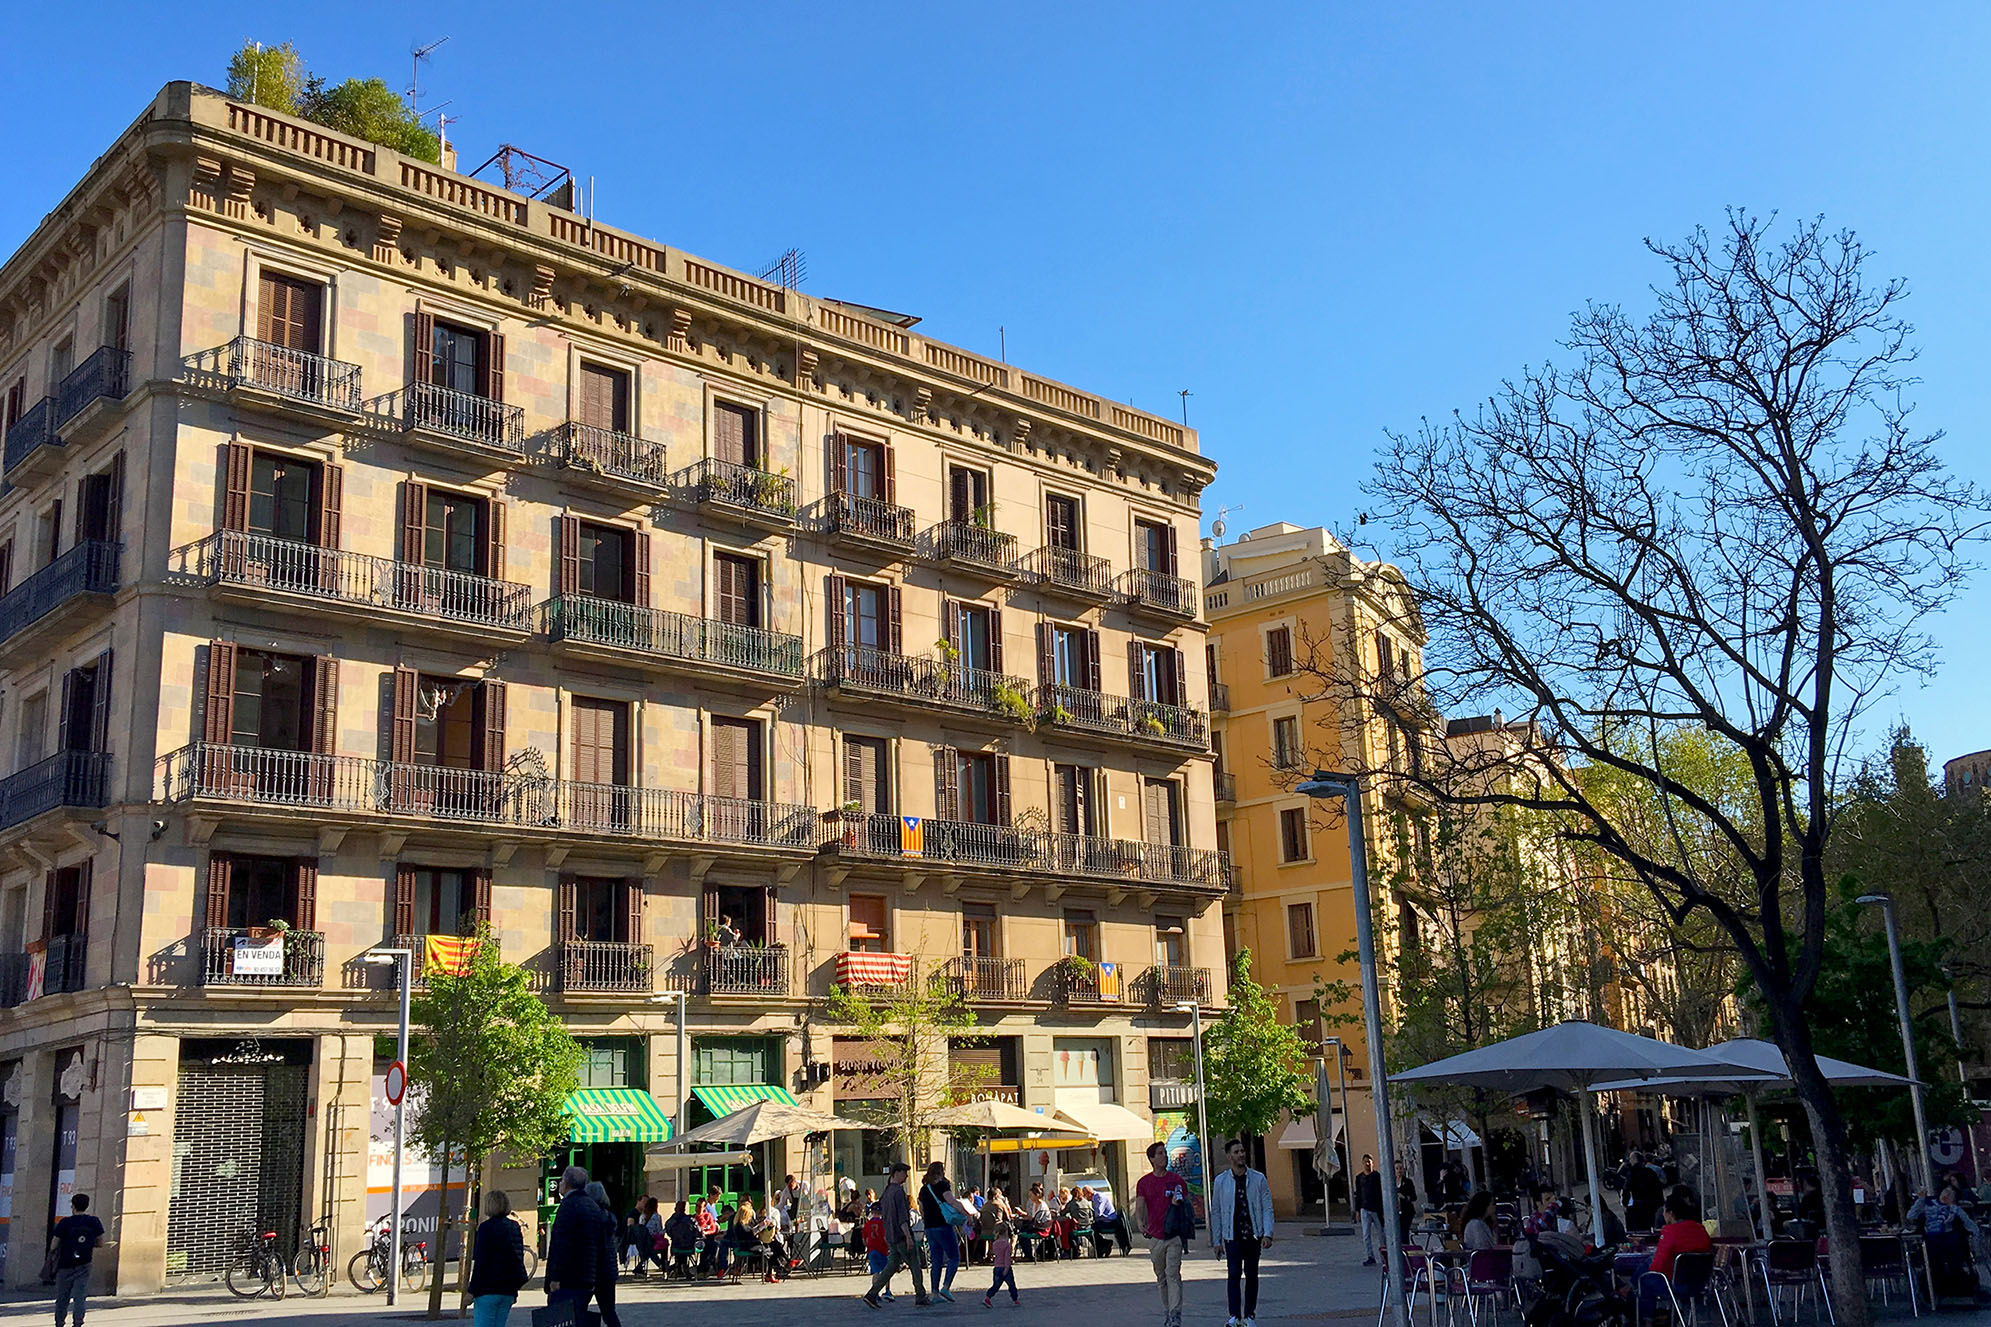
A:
[385, 1060, 407, 1106]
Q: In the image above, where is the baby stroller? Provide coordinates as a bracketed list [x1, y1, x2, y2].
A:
[1523, 1238, 1630, 1327]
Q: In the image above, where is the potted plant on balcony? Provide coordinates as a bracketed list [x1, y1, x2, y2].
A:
[703, 920, 720, 951]
[989, 679, 1036, 730]
[825, 800, 864, 849]
[1053, 954, 1095, 995]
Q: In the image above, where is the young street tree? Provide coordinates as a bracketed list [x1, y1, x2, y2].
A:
[1202, 950, 1316, 1146]
[827, 973, 988, 1163]
[1359, 213, 1979, 1326]
[407, 934, 582, 1318]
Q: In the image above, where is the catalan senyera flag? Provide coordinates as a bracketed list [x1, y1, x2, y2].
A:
[899, 815, 924, 857]
[424, 935, 481, 977]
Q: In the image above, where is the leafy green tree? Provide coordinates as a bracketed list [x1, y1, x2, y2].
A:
[408, 933, 582, 1318]
[828, 974, 987, 1163]
[225, 40, 308, 114]
[1202, 950, 1315, 1144]
[302, 78, 441, 163]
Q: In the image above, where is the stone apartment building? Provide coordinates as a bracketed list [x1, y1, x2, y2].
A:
[0, 83, 1226, 1292]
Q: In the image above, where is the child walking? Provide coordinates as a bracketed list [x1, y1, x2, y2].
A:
[863, 1202, 895, 1301]
[983, 1220, 1019, 1307]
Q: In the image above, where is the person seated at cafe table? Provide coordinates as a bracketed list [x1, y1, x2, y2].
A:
[663, 1200, 700, 1280]
[1460, 1191, 1500, 1252]
[1648, 1188, 1712, 1279]
[1908, 1183, 1984, 1302]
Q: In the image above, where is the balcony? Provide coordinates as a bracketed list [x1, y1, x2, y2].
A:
[0, 541, 120, 665]
[680, 458, 795, 530]
[1136, 964, 1212, 1008]
[398, 382, 526, 459]
[924, 521, 1020, 582]
[1215, 771, 1237, 804]
[705, 944, 790, 997]
[177, 531, 535, 636]
[540, 596, 803, 686]
[158, 743, 820, 854]
[1210, 682, 1231, 714]
[202, 927, 326, 987]
[814, 647, 1035, 726]
[825, 492, 916, 556]
[944, 955, 1029, 1004]
[1117, 568, 1199, 621]
[549, 420, 668, 493]
[0, 953, 23, 1008]
[1053, 959, 1125, 1006]
[41, 935, 89, 997]
[2, 398, 56, 480]
[0, 751, 111, 835]
[560, 938, 654, 994]
[834, 950, 915, 997]
[1012, 546, 1116, 605]
[52, 347, 133, 450]
[824, 813, 1233, 895]
[187, 337, 364, 420]
[383, 933, 493, 988]
[1036, 684, 1209, 751]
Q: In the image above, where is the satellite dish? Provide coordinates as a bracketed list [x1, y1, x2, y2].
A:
[1211, 518, 1226, 538]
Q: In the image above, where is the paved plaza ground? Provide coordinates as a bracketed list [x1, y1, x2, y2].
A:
[0, 1228, 1981, 1327]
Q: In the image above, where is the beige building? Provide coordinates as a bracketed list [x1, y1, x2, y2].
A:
[0, 84, 1227, 1291]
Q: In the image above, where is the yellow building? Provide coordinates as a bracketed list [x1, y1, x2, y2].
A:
[0, 84, 1227, 1291]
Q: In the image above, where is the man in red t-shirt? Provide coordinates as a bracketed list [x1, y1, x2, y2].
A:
[1133, 1140, 1192, 1327]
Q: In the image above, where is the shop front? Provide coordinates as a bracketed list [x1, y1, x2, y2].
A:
[947, 1038, 1023, 1199]
[165, 1038, 311, 1276]
[539, 1087, 675, 1230]
[831, 1038, 900, 1200]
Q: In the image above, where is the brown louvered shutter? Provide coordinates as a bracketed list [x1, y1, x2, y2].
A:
[412, 310, 435, 385]
[1168, 647, 1186, 707]
[993, 756, 1012, 827]
[469, 868, 493, 926]
[949, 468, 971, 524]
[0, 542, 13, 596]
[106, 451, 125, 544]
[401, 482, 428, 564]
[476, 680, 506, 773]
[204, 855, 234, 930]
[826, 574, 847, 652]
[988, 607, 1004, 673]
[632, 530, 651, 608]
[558, 516, 581, 596]
[56, 669, 77, 755]
[391, 668, 419, 764]
[843, 737, 864, 807]
[89, 649, 113, 754]
[710, 717, 746, 801]
[934, 747, 960, 821]
[942, 601, 960, 655]
[317, 463, 343, 549]
[831, 433, 848, 494]
[882, 446, 896, 506]
[71, 861, 91, 939]
[482, 331, 506, 401]
[1161, 524, 1179, 576]
[393, 865, 417, 937]
[485, 498, 506, 580]
[1037, 623, 1055, 687]
[885, 585, 903, 655]
[623, 878, 644, 946]
[1127, 641, 1147, 702]
[761, 886, 778, 947]
[203, 641, 238, 747]
[557, 877, 579, 941]
[714, 402, 747, 467]
[222, 443, 253, 532]
[293, 859, 317, 930]
[1084, 629, 1102, 691]
[310, 657, 338, 755]
[39, 870, 56, 944]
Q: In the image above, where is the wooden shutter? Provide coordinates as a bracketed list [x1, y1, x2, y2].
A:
[412, 310, 435, 385]
[106, 452, 125, 545]
[1128, 641, 1148, 702]
[222, 443, 253, 532]
[831, 433, 848, 494]
[934, 746, 960, 821]
[949, 468, 971, 524]
[711, 717, 750, 801]
[843, 737, 863, 808]
[1144, 779, 1168, 845]
[310, 657, 338, 755]
[942, 600, 960, 656]
[203, 641, 238, 747]
[1084, 629, 1103, 691]
[703, 883, 721, 937]
[39, 870, 56, 944]
[558, 516, 581, 596]
[714, 402, 747, 467]
[393, 865, 418, 937]
[390, 668, 419, 764]
[88, 649, 113, 754]
[317, 463, 343, 549]
[0, 542, 12, 596]
[557, 876, 578, 941]
[485, 499, 506, 580]
[469, 868, 493, 926]
[623, 878, 644, 945]
[56, 669, 76, 754]
[1168, 647, 1186, 707]
[632, 530, 651, 608]
[71, 861, 91, 939]
[994, 756, 1012, 827]
[204, 855, 233, 930]
[988, 607, 1004, 673]
[715, 555, 755, 627]
[477, 680, 506, 773]
[401, 482, 427, 564]
[1161, 524, 1179, 576]
[580, 364, 624, 430]
[761, 886, 778, 946]
[886, 584, 903, 655]
[826, 574, 847, 651]
[482, 331, 506, 401]
[1037, 623, 1055, 686]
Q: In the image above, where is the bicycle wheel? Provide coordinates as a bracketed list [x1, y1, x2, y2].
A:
[268, 1253, 287, 1301]
[349, 1248, 386, 1294]
[292, 1244, 328, 1296]
[521, 1244, 539, 1282]
[224, 1252, 272, 1299]
[401, 1249, 429, 1292]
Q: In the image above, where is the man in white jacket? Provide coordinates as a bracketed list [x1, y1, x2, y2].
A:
[1208, 1139, 1275, 1327]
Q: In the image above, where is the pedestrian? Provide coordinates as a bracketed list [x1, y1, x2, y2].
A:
[664, 1199, 700, 1280]
[862, 1160, 931, 1308]
[1353, 1155, 1385, 1267]
[49, 1193, 103, 1327]
[863, 1201, 896, 1301]
[586, 1181, 624, 1327]
[920, 1159, 966, 1300]
[1623, 1149, 1665, 1232]
[983, 1219, 1019, 1307]
[544, 1166, 606, 1321]
[1210, 1138, 1274, 1327]
[1133, 1139, 1193, 1327]
[468, 1190, 530, 1327]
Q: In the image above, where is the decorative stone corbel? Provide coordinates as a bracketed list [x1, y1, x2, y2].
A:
[911, 386, 933, 424]
[1104, 446, 1124, 479]
[797, 347, 819, 388]
[373, 213, 404, 265]
[1011, 418, 1033, 451]
[666, 307, 694, 354]
[529, 265, 555, 310]
[190, 156, 224, 211]
[223, 165, 255, 220]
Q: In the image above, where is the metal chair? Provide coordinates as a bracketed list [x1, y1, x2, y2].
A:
[1760, 1237, 1834, 1326]
[1639, 1250, 1730, 1327]
[1462, 1248, 1517, 1327]
[1380, 1248, 1437, 1327]
[1856, 1236, 1918, 1318]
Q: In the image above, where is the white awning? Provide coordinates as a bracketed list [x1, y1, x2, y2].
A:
[1052, 1101, 1154, 1143]
[1420, 1115, 1481, 1150]
[1276, 1113, 1343, 1150]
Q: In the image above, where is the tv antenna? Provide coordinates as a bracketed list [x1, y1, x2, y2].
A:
[470, 145, 574, 204]
[1178, 389, 1192, 424]
[756, 248, 808, 291]
[1210, 504, 1243, 541]
[409, 36, 449, 114]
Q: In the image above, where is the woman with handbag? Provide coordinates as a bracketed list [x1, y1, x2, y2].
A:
[919, 1162, 969, 1301]
[468, 1190, 531, 1327]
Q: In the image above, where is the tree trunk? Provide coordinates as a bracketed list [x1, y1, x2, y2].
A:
[457, 1174, 481, 1316]
[427, 1145, 452, 1319]
[1769, 994, 1874, 1327]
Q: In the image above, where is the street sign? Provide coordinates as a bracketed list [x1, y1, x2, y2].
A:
[385, 1060, 407, 1106]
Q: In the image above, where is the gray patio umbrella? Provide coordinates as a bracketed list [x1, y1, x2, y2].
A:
[1392, 1021, 1772, 1245]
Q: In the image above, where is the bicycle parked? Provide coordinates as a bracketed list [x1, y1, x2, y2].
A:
[348, 1211, 430, 1294]
[290, 1219, 332, 1297]
[224, 1228, 288, 1300]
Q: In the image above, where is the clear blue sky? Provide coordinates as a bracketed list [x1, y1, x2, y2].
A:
[7, 2, 1986, 763]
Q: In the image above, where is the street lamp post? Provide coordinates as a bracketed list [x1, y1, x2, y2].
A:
[1174, 999, 1218, 1253]
[649, 991, 689, 1206]
[1324, 1036, 1355, 1226]
[1940, 966, 1983, 1182]
[1857, 894, 1933, 1190]
[1297, 770, 1408, 1327]
[365, 947, 414, 1306]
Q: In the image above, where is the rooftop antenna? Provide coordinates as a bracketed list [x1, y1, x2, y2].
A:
[409, 36, 449, 115]
[1211, 504, 1243, 541]
[1177, 389, 1192, 425]
[755, 248, 808, 290]
[469, 145, 574, 203]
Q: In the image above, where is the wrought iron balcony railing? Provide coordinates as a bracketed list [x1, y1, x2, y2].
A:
[561, 939, 654, 993]
[0, 540, 120, 650]
[43, 934, 89, 997]
[681, 458, 795, 521]
[2, 397, 55, 475]
[1215, 771, 1237, 804]
[827, 492, 916, 548]
[706, 944, 790, 996]
[1137, 964, 1212, 1007]
[203, 927, 325, 987]
[1210, 682, 1231, 714]
[1012, 546, 1115, 599]
[1054, 960, 1123, 1005]
[540, 595, 803, 678]
[1036, 684, 1208, 749]
[401, 382, 526, 451]
[551, 420, 668, 487]
[1117, 567, 1199, 618]
[928, 521, 1019, 575]
[384, 933, 493, 987]
[944, 955, 1028, 1002]
[177, 531, 535, 631]
[54, 346, 132, 428]
[815, 646, 1034, 722]
[0, 750, 111, 833]
[824, 813, 1232, 892]
[186, 337, 363, 411]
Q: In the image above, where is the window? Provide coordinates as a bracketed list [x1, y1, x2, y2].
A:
[1206, 642, 1219, 686]
[1143, 777, 1183, 847]
[1266, 626, 1294, 677]
[948, 466, 990, 524]
[1045, 494, 1081, 551]
[1050, 625, 1094, 688]
[223, 855, 308, 930]
[577, 522, 633, 602]
[1149, 1038, 1196, 1083]
[951, 602, 996, 671]
[848, 894, 890, 952]
[232, 650, 311, 751]
[430, 319, 483, 395]
[1288, 901, 1317, 959]
[1294, 998, 1324, 1049]
[257, 273, 322, 353]
[410, 678, 475, 769]
[401, 866, 479, 937]
[78, 459, 121, 545]
[1062, 910, 1098, 961]
[1054, 764, 1098, 836]
[957, 751, 1000, 825]
[576, 1038, 645, 1089]
[845, 580, 886, 650]
[710, 716, 764, 801]
[38, 503, 60, 567]
[1132, 641, 1185, 706]
[419, 489, 489, 575]
[59, 652, 111, 756]
[579, 363, 631, 432]
[1135, 518, 1177, 574]
[569, 696, 630, 786]
[1273, 716, 1302, 769]
[104, 286, 132, 354]
[0, 540, 12, 596]
[249, 452, 320, 542]
[843, 735, 891, 815]
[1280, 807, 1311, 862]
[1155, 918, 1186, 968]
[4, 377, 25, 433]
[839, 435, 887, 499]
[569, 876, 636, 943]
[713, 400, 760, 467]
[45, 865, 88, 941]
[16, 691, 47, 771]
[713, 553, 762, 628]
[49, 337, 73, 386]
[962, 904, 998, 959]
[694, 1037, 777, 1087]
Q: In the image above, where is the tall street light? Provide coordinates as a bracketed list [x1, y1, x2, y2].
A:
[1295, 770, 1408, 1327]
[1856, 894, 1932, 1190]
[1940, 963, 1983, 1182]
[1173, 999, 1218, 1252]
[1323, 1036, 1355, 1228]
[365, 947, 413, 1305]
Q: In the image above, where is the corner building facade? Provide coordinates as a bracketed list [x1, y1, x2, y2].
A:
[0, 84, 1226, 1292]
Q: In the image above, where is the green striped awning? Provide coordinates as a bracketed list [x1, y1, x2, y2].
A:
[564, 1088, 674, 1143]
[691, 1083, 799, 1114]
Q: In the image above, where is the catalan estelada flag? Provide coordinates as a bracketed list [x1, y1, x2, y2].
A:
[424, 935, 481, 976]
[899, 815, 924, 857]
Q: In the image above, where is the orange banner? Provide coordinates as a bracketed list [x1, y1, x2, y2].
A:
[424, 935, 481, 976]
